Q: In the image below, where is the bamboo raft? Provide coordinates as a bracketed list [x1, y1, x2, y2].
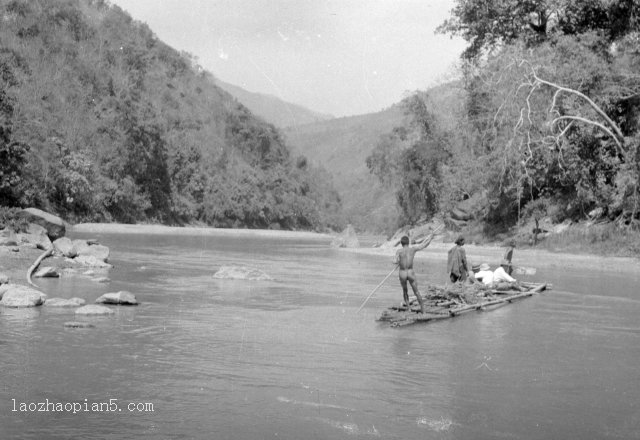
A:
[377, 281, 549, 327]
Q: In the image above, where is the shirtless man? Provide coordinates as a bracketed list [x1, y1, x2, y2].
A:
[393, 234, 434, 313]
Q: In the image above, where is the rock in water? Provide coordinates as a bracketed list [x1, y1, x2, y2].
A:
[95, 291, 138, 305]
[72, 240, 110, 262]
[213, 265, 273, 281]
[75, 305, 115, 315]
[0, 285, 47, 307]
[45, 297, 86, 307]
[90, 276, 111, 283]
[75, 255, 112, 268]
[34, 266, 60, 278]
[63, 321, 95, 328]
[330, 224, 360, 248]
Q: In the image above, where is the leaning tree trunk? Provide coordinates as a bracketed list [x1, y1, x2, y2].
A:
[27, 248, 53, 287]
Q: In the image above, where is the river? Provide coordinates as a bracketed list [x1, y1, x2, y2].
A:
[1, 230, 640, 439]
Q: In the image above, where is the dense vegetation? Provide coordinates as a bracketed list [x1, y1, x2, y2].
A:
[367, 0, 640, 238]
[0, 0, 344, 230]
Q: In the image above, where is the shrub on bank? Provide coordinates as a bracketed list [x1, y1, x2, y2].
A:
[0, 206, 28, 233]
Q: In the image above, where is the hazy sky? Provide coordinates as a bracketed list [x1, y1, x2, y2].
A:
[111, 0, 466, 117]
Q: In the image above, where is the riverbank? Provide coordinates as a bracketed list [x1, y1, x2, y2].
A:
[341, 239, 640, 275]
[71, 223, 331, 240]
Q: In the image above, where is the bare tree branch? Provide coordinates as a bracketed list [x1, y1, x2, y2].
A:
[551, 115, 624, 155]
[532, 71, 625, 145]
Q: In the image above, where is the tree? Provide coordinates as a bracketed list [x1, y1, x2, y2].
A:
[460, 36, 640, 226]
[438, 0, 640, 60]
[0, 65, 29, 205]
[367, 93, 452, 225]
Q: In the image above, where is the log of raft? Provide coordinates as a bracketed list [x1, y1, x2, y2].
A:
[378, 282, 548, 327]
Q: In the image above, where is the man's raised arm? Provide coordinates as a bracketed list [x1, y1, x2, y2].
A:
[412, 224, 443, 252]
[413, 234, 434, 251]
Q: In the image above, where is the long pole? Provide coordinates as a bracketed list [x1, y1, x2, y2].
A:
[356, 265, 397, 313]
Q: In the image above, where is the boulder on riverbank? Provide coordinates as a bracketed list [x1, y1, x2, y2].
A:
[0, 285, 47, 307]
[445, 192, 487, 231]
[75, 304, 114, 315]
[213, 265, 273, 281]
[19, 223, 53, 250]
[331, 224, 360, 248]
[95, 291, 138, 305]
[16, 208, 66, 240]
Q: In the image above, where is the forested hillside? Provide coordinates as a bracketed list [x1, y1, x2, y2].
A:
[0, 0, 344, 230]
[366, 0, 640, 238]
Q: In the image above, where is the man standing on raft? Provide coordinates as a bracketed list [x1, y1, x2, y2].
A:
[393, 234, 434, 314]
[447, 235, 468, 283]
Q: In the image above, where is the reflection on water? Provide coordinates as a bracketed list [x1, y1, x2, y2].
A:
[1, 232, 640, 439]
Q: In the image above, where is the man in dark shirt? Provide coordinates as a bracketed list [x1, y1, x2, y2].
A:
[447, 235, 468, 283]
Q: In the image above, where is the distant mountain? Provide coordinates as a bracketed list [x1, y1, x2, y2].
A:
[214, 80, 334, 128]
[284, 105, 406, 232]
[284, 106, 404, 176]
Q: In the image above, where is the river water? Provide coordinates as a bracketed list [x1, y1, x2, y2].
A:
[1, 230, 640, 440]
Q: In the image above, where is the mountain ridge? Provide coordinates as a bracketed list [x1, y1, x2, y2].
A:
[214, 79, 334, 128]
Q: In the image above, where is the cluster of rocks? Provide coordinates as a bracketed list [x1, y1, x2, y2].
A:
[1, 207, 66, 249]
[0, 283, 138, 311]
[0, 208, 137, 328]
[1, 208, 112, 269]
